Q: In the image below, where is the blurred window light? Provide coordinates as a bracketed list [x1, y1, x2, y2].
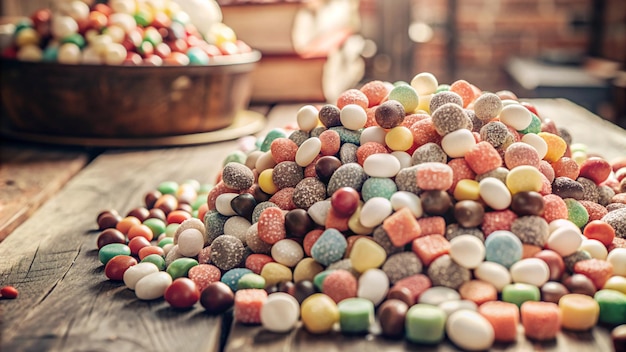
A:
[408, 22, 434, 43]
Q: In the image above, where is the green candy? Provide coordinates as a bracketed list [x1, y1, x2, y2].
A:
[361, 177, 397, 202]
[98, 243, 131, 265]
[60, 33, 85, 48]
[141, 254, 166, 271]
[158, 237, 174, 248]
[157, 181, 178, 195]
[134, 12, 151, 27]
[198, 183, 214, 194]
[405, 304, 446, 344]
[237, 273, 266, 290]
[564, 198, 589, 228]
[594, 289, 626, 325]
[518, 113, 542, 134]
[502, 283, 541, 307]
[435, 84, 450, 93]
[313, 270, 335, 291]
[260, 129, 287, 152]
[42, 45, 58, 62]
[388, 84, 419, 113]
[329, 126, 361, 145]
[143, 218, 166, 238]
[222, 150, 247, 166]
[166, 258, 198, 279]
[165, 223, 179, 237]
[338, 298, 374, 334]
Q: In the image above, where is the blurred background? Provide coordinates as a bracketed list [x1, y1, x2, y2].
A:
[3, 0, 625, 127]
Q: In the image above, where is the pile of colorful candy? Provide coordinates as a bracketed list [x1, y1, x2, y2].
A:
[2, 0, 251, 65]
[95, 73, 626, 350]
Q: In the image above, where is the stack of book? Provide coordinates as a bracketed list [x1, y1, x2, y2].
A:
[218, 0, 365, 103]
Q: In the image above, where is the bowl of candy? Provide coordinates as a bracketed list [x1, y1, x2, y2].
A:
[0, 0, 263, 146]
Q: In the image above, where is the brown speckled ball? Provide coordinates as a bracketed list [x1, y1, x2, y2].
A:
[375, 100, 406, 129]
[473, 92, 503, 121]
[293, 177, 327, 209]
[394, 165, 421, 194]
[602, 208, 626, 238]
[510, 215, 549, 247]
[222, 162, 255, 190]
[318, 104, 342, 128]
[411, 142, 448, 165]
[577, 177, 600, 203]
[431, 103, 468, 136]
[382, 252, 423, 284]
[210, 235, 245, 271]
[427, 254, 471, 289]
[430, 91, 463, 112]
[273, 161, 304, 189]
[480, 121, 509, 148]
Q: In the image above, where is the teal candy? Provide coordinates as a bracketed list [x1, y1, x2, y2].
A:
[141, 254, 166, 270]
[222, 150, 247, 166]
[388, 85, 419, 113]
[501, 283, 540, 307]
[594, 289, 626, 325]
[42, 46, 59, 62]
[166, 257, 198, 279]
[310, 229, 347, 266]
[157, 181, 178, 195]
[405, 304, 446, 344]
[518, 114, 542, 134]
[484, 230, 523, 268]
[187, 47, 209, 65]
[313, 270, 335, 291]
[338, 298, 375, 333]
[260, 129, 287, 152]
[99, 243, 131, 265]
[221, 268, 253, 291]
[361, 177, 398, 202]
[564, 199, 590, 229]
[143, 218, 166, 238]
[237, 273, 266, 290]
[329, 126, 361, 145]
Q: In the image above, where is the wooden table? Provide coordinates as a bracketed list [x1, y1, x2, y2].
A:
[1, 100, 624, 352]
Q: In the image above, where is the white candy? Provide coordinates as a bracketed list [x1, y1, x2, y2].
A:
[478, 177, 512, 210]
[295, 137, 321, 167]
[357, 268, 389, 306]
[57, 42, 81, 64]
[307, 200, 331, 227]
[546, 226, 583, 257]
[109, 0, 136, 15]
[363, 153, 401, 177]
[418, 286, 460, 306]
[580, 239, 608, 260]
[340, 104, 367, 130]
[446, 310, 495, 351]
[359, 197, 392, 228]
[123, 262, 160, 290]
[391, 151, 412, 169]
[135, 271, 172, 300]
[81, 46, 102, 64]
[90, 34, 114, 55]
[441, 128, 476, 158]
[521, 133, 548, 160]
[271, 239, 304, 267]
[296, 105, 319, 132]
[16, 45, 43, 61]
[104, 24, 126, 43]
[177, 228, 205, 257]
[261, 292, 300, 333]
[66, 0, 90, 20]
[389, 191, 423, 218]
[499, 103, 532, 131]
[438, 299, 477, 317]
[474, 261, 511, 292]
[215, 193, 239, 216]
[410, 72, 438, 95]
[360, 126, 387, 145]
[223, 216, 251, 243]
[549, 219, 581, 234]
[104, 42, 127, 65]
[51, 15, 78, 39]
[255, 150, 277, 172]
[510, 258, 550, 287]
[449, 235, 485, 269]
[109, 13, 136, 34]
[607, 248, 626, 276]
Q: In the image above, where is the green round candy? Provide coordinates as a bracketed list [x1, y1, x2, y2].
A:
[42, 45, 58, 62]
[518, 113, 541, 134]
[564, 198, 589, 228]
[99, 243, 131, 265]
[595, 289, 626, 325]
[157, 181, 178, 195]
[388, 84, 419, 113]
[222, 150, 247, 166]
[165, 223, 179, 237]
[158, 237, 174, 248]
[134, 12, 151, 27]
[221, 268, 253, 292]
[329, 126, 361, 145]
[501, 283, 541, 307]
[166, 258, 198, 279]
[338, 298, 375, 334]
[405, 303, 446, 344]
[260, 129, 287, 152]
[61, 33, 85, 48]
[141, 254, 166, 271]
[361, 177, 397, 202]
[143, 218, 166, 237]
[436, 84, 450, 93]
[187, 47, 209, 65]
[313, 270, 335, 291]
[13, 20, 33, 35]
[237, 273, 266, 290]
[393, 80, 410, 87]
[191, 195, 207, 211]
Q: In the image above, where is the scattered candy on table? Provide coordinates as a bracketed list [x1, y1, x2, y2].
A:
[84, 72, 626, 350]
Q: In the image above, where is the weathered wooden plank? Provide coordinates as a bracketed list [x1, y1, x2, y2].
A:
[0, 142, 90, 242]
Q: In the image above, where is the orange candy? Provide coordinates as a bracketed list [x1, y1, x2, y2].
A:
[583, 220, 616, 246]
[116, 216, 141, 235]
[465, 141, 503, 174]
[450, 79, 476, 108]
[359, 80, 388, 107]
[270, 138, 298, 163]
[573, 258, 614, 290]
[521, 301, 562, 340]
[538, 132, 567, 163]
[459, 280, 498, 305]
[478, 301, 519, 342]
[551, 157, 580, 179]
[416, 216, 446, 236]
[411, 234, 450, 266]
[336, 88, 369, 110]
[382, 207, 422, 247]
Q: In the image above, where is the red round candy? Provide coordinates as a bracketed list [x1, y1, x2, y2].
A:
[104, 255, 138, 281]
[330, 187, 360, 217]
[138, 245, 165, 260]
[579, 157, 612, 184]
[165, 278, 200, 308]
[0, 285, 19, 299]
[128, 236, 151, 256]
[583, 220, 616, 247]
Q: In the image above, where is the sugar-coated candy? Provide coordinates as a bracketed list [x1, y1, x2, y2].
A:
[234, 289, 268, 324]
[405, 304, 446, 344]
[431, 103, 468, 136]
[521, 301, 561, 340]
[478, 301, 519, 342]
[458, 280, 498, 305]
[502, 283, 541, 307]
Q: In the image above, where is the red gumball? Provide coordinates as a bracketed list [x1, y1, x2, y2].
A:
[165, 278, 200, 308]
[579, 157, 612, 185]
[104, 255, 138, 281]
[330, 187, 360, 217]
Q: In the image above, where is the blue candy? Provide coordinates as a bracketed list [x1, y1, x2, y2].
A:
[311, 228, 347, 266]
[484, 230, 523, 268]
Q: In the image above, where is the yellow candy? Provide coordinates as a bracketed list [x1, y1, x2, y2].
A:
[505, 165, 543, 194]
[348, 203, 374, 235]
[301, 293, 340, 334]
[260, 262, 292, 288]
[258, 169, 278, 194]
[538, 132, 567, 162]
[349, 238, 387, 273]
[15, 28, 40, 47]
[603, 276, 626, 294]
[293, 258, 324, 283]
[453, 179, 480, 201]
[558, 293, 599, 331]
[416, 94, 433, 114]
[385, 126, 413, 151]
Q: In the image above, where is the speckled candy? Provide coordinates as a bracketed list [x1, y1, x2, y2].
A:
[521, 301, 562, 340]
[431, 103, 468, 136]
[310, 228, 347, 266]
[210, 235, 245, 271]
[427, 254, 471, 289]
[234, 289, 268, 324]
[323, 269, 358, 303]
[465, 141, 502, 174]
[484, 230, 523, 268]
